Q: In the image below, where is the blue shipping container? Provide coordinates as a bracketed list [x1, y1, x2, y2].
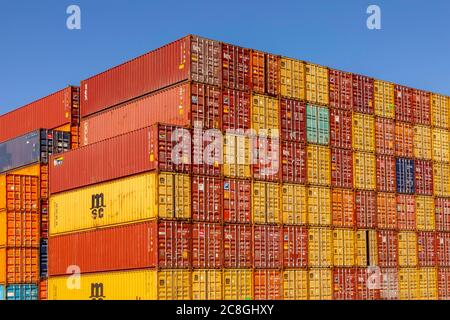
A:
[0, 285, 5, 300]
[396, 158, 415, 194]
[1, 285, 38, 300]
[40, 238, 48, 278]
[0, 129, 71, 173]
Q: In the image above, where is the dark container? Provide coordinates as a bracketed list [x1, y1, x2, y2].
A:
[396, 158, 415, 194]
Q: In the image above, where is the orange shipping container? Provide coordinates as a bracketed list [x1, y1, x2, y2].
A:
[0, 248, 39, 284]
[377, 193, 397, 229]
[331, 189, 354, 228]
[253, 270, 281, 300]
[395, 122, 414, 158]
[0, 175, 39, 213]
[0, 211, 40, 247]
[375, 117, 395, 156]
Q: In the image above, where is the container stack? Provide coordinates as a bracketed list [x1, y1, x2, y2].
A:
[0, 87, 79, 300]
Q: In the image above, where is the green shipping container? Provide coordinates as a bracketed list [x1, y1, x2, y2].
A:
[307, 104, 330, 145]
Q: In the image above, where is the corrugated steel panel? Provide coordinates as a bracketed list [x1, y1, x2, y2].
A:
[418, 268, 438, 300]
[253, 270, 281, 300]
[222, 43, 251, 91]
[306, 104, 330, 145]
[281, 184, 307, 225]
[352, 74, 374, 114]
[431, 93, 449, 129]
[418, 232, 437, 267]
[222, 178, 251, 224]
[0, 174, 39, 212]
[250, 51, 279, 95]
[355, 229, 378, 267]
[330, 108, 352, 149]
[307, 187, 331, 227]
[395, 85, 414, 123]
[281, 141, 306, 184]
[352, 112, 375, 152]
[437, 233, 450, 267]
[192, 176, 221, 222]
[399, 268, 419, 300]
[377, 230, 398, 268]
[433, 162, 450, 197]
[395, 122, 414, 158]
[280, 98, 306, 143]
[252, 182, 281, 224]
[356, 268, 381, 300]
[282, 226, 308, 268]
[331, 148, 353, 189]
[223, 224, 252, 268]
[308, 227, 332, 267]
[192, 270, 222, 300]
[222, 269, 253, 300]
[435, 198, 450, 232]
[49, 172, 191, 235]
[331, 188, 354, 228]
[0, 284, 38, 301]
[354, 152, 376, 191]
[333, 268, 356, 300]
[307, 145, 331, 186]
[253, 225, 281, 269]
[397, 195, 416, 230]
[396, 158, 415, 194]
[413, 89, 431, 125]
[377, 192, 397, 229]
[415, 160, 433, 195]
[432, 128, 450, 163]
[305, 63, 329, 105]
[222, 88, 251, 131]
[398, 232, 417, 267]
[374, 80, 395, 118]
[251, 94, 279, 135]
[223, 133, 251, 179]
[329, 69, 353, 111]
[414, 125, 432, 160]
[0, 211, 39, 247]
[333, 228, 355, 267]
[438, 268, 450, 299]
[282, 270, 308, 300]
[192, 223, 222, 269]
[0, 248, 39, 284]
[416, 196, 436, 231]
[355, 191, 377, 228]
[280, 58, 305, 100]
[376, 155, 396, 192]
[308, 268, 332, 300]
[375, 117, 395, 156]
[252, 136, 280, 182]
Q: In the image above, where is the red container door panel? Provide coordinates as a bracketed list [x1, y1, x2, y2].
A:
[253, 270, 282, 300]
[280, 99, 307, 143]
[223, 179, 251, 224]
[192, 223, 222, 269]
[417, 232, 437, 267]
[252, 137, 281, 182]
[377, 230, 398, 267]
[415, 160, 433, 195]
[192, 129, 221, 176]
[157, 221, 191, 268]
[253, 225, 282, 269]
[333, 268, 356, 300]
[281, 141, 307, 184]
[190, 83, 222, 130]
[352, 74, 374, 114]
[266, 54, 280, 96]
[397, 195, 416, 230]
[222, 89, 251, 131]
[413, 89, 431, 125]
[395, 122, 413, 158]
[250, 51, 265, 94]
[330, 109, 352, 149]
[380, 268, 399, 300]
[376, 155, 396, 192]
[355, 191, 377, 228]
[437, 233, 450, 267]
[356, 268, 381, 300]
[331, 148, 353, 189]
[436, 198, 450, 232]
[189, 35, 222, 87]
[222, 44, 251, 91]
[192, 176, 222, 222]
[223, 224, 252, 268]
[329, 69, 353, 111]
[395, 85, 414, 123]
[375, 117, 395, 156]
[282, 226, 308, 268]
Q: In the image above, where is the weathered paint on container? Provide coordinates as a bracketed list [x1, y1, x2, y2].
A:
[438, 268, 450, 299]
[398, 268, 419, 300]
[280, 58, 305, 100]
[413, 125, 432, 160]
[380, 268, 399, 300]
[413, 89, 431, 125]
[306, 104, 330, 145]
[333, 228, 355, 267]
[0, 174, 39, 212]
[431, 93, 449, 129]
[432, 128, 450, 163]
[253, 225, 282, 269]
[397, 195, 416, 230]
[281, 184, 307, 225]
[192, 269, 222, 300]
[282, 226, 308, 268]
[376, 192, 397, 229]
[48, 269, 191, 300]
[223, 269, 253, 300]
[307, 187, 331, 226]
[308, 228, 332, 267]
[308, 268, 332, 300]
[305, 63, 329, 106]
[280, 98, 306, 143]
[49, 172, 191, 235]
[330, 108, 352, 149]
[331, 188, 354, 228]
[355, 191, 377, 228]
[282, 269, 308, 300]
[376, 155, 396, 192]
[329, 69, 353, 111]
[374, 80, 395, 119]
[437, 233, 450, 267]
[252, 182, 280, 224]
[375, 117, 395, 156]
[223, 224, 252, 268]
[398, 232, 417, 267]
[354, 152, 376, 191]
[222, 178, 251, 224]
[252, 136, 280, 182]
[333, 268, 356, 300]
[352, 112, 375, 152]
[416, 196, 435, 231]
[253, 270, 281, 300]
[352, 74, 374, 114]
[355, 229, 378, 267]
[307, 145, 331, 186]
[356, 268, 381, 300]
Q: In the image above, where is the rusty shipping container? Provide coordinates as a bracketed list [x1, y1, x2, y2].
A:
[375, 117, 395, 156]
[282, 226, 308, 268]
[413, 89, 431, 125]
[333, 268, 356, 300]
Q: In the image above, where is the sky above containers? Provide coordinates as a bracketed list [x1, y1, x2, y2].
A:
[0, 0, 449, 113]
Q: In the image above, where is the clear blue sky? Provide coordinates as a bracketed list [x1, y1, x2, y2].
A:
[0, 0, 449, 114]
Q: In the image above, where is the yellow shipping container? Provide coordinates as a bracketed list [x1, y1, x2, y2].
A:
[355, 230, 378, 267]
[307, 187, 331, 226]
[333, 228, 355, 267]
[398, 232, 418, 267]
[223, 133, 251, 179]
[413, 125, 432, 160]
[433, 162, 450, 197]
[374, 80, 395, 119]
[308, 268, 332, 300]
[281, 184, 307, 225]
[353, 152, 376, 190]
[48, 269, 191, 300]
[49, 172, 191, 235]
[192, 270, 222, 300]
[416, 196, 435, 231]
[431, 93, 449, 129]
[307, 145, 331, 186]
[8, 164, 41, 176]
[223, 269, 252, 300]
[305, 63, 329, 106]
[54, 124, 72, 132]
[308, 228, 333, 267]
[280, 57, 305, 100]
[252, 181, 281, 224]
[418, 268, 438, 300]
[352, 113, 375, 152]
[398, 268, 419, 300]
[251, 94, 279, 135]
[282, 269, 308, 300]
[432, 128, 450, 163]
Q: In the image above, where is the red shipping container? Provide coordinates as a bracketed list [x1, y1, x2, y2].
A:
[380, 268, 399, 300]
[192, 223, 222, 269]
[281, 141, 307, 184]
[375, 117, 395, 156]
[377, 193, 397, 229]
[415, 160, 433, 195]
[0, 86, 79, 143]
[332, 189, 355, 228]
[356, 267, 381, 300]
[192, 127, 221, 176]
[280, 98, 306, 143]
[190, 83, 222, 130]
[355, 191, 377, 228]
[250, 51, 279, 96]
[192, 176, 221, 222]
[438, 268, 450, 300]
[329, 69, 353, 111]
[377, 230, 398, 267]
[81, 35, 222, 117]
[396, 195, 416, 230]
[253, 270, 282, 300]
[49, 125, 191, 194]
[437, 232, 450, 267]
[282, 226, 308, 268]
[413, 89, 431, 125]
[222, 89, 251, 131]
[331, 148, 353, 189]
[222, 179, 251, 224]
[252, 136, 280, 182]
[417, 232, 436, 267]
[394, 85, 414, 123]
[48, 221, 191, 276]
[395, 122, 414, 158]
[223, 224, 252, 268]
[352, 74, 374, 114]
[333, 268, 356, 300]
[436, 198, 450, 232]
[376, 155, 396, 192]
[330, 108, 352, 149]
[222, 43, 251, 91]
[253, 225, 282, 269]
